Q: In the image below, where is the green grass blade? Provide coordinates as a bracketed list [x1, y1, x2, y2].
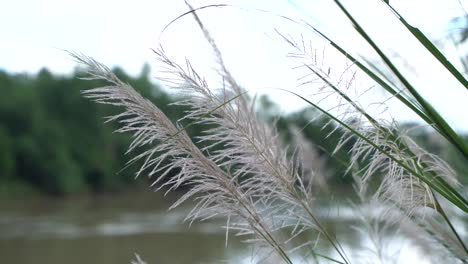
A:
[302, 22, 432, 126]
[333, 0, 468, 160]
[279, 89, 468, 213]
[382, 1, 468, 90]
[304, 62, 468, 209]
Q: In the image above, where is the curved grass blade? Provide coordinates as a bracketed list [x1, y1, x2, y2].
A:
[304, 63, 468, 210]
[333, 0, 468, 160]
[279, 88, 468, 213]
[300, 21, 432, 128]
[381, 1, 468, 90]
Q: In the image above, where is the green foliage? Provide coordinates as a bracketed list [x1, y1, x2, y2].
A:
[0, 67, 177, 195]
[0, 63, 466, 196]
[0, 126, 14, 180]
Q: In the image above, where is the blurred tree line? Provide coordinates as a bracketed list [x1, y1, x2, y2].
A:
[0, 65, 176, 195]
[0, 66, 466, 196]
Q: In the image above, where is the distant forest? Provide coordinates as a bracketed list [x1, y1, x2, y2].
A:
[0, 66, 466, 196]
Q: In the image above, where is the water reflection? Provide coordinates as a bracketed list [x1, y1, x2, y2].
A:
[0, 191, 463, 264]
[0, 191, 246, 264]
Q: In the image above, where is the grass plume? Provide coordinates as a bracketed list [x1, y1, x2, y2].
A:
[74, 1, 467, 263]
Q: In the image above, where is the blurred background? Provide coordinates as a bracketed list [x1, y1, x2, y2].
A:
[0, 0, 467, 263]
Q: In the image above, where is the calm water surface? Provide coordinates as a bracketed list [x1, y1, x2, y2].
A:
[0, 191, 250, 264]
[0, 191, 463, 264]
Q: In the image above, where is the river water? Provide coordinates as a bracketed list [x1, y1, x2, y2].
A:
[0, 190, 464, 264]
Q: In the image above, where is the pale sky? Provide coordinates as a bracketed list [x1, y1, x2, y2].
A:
[1, 0, 467, 131]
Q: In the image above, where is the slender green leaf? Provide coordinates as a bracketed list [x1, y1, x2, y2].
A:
[303, 62, 468, 210]
[280, 88, 468, 213]
[382, 1, 468, 90]
[302, 22, 432, 126]
[333, 0, 468, 160]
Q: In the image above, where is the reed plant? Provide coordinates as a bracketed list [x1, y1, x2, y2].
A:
[72, 1, 467, 263]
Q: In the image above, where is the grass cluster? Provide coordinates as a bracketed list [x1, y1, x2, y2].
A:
[74, 1, 467, 263]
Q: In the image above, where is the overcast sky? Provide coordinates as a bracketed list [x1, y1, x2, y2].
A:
[1, 0, 467, 131]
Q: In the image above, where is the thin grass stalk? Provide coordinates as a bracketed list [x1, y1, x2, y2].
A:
[295, 59, 468, 216]
[433, 193, 468, 254]
[300, 23, 431, 125]
[333, 0, 468, 160]
[399, 204, 468, 263]
[313, 64, 466, 204]
[278, 24, 465, 212]
[280, 4, 468, 258]
[72, 2, 468, 262]
[152, 45, 305, 263]
[380, 0, 468, 90]
[71, 52, 295, 264]
[280, 89, 468, 213]
[213, 114, 351, 263]
[175, 5, 352, 263]
[284, 3, 431, 125]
